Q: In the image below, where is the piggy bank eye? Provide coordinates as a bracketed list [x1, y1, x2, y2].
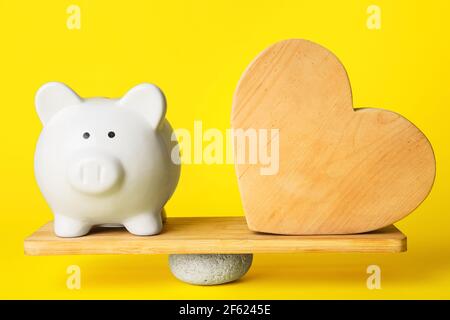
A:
[82, 132, 90, 139]
[108, 131, 115, 138]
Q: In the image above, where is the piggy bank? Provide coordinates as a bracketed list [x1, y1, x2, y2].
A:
[34, 82, 180, 237]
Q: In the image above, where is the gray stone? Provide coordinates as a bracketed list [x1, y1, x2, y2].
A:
[169, 254, 253, 285]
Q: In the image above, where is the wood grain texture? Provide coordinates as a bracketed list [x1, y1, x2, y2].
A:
[232, 39, 436, 235]
[24, 217, 406, 255]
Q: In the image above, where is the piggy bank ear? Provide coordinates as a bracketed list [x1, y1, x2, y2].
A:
[35, 82, 82, 125]
[119, 83, 166, 130]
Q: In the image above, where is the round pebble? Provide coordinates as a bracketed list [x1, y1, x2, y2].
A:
[169, 254, 253, 285]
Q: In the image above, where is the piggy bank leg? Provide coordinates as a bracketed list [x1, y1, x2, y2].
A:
[123, 212, 163, 236]
[54, 214, 92, 237]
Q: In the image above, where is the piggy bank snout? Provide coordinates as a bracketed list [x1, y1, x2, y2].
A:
[67, 153, 123, 195]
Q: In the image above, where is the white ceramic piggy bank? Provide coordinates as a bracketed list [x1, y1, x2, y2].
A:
[34, 82, 180, 237]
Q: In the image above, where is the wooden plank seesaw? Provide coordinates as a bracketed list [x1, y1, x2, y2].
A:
[24, 216, 406, 256]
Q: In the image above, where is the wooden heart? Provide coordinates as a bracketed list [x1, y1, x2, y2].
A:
[232, 39, 436, 235]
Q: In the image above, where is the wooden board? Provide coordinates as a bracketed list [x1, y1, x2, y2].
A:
[24, 217, 406, 255]
[231, 39, 435, 235]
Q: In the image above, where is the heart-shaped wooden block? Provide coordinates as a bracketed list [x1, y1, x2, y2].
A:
[232, 39, 436, 235]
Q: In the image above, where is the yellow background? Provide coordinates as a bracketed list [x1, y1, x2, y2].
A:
[0, 0, 449, 299]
